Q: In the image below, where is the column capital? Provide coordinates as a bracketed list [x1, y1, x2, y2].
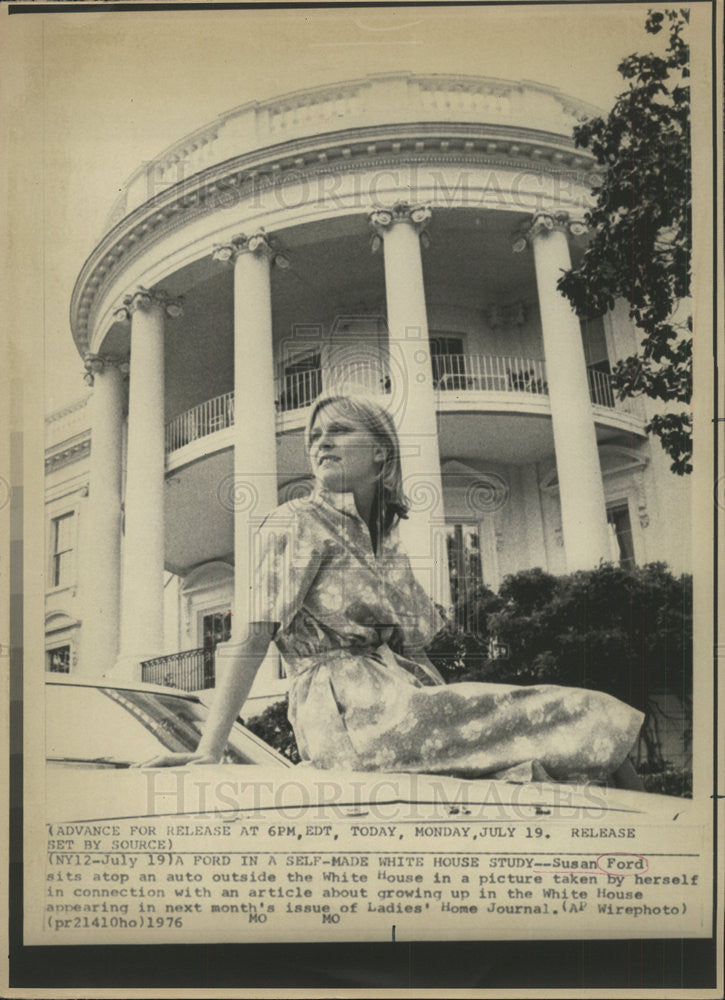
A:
[512, 211, 588, 253]
[83, 353, 130, 386]
[212, 230, 290, 269]
[368, 202, 432, 251]
[113, 286, 184, 322]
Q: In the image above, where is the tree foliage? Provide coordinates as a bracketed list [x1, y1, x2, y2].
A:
[244, 696, 301, 764]
[483, 563, 692, 716]
[247, 565, 692, 790]
[428, 563, 693, 787]
[426, 582, 502, 680]
[557, 9, 692, 474]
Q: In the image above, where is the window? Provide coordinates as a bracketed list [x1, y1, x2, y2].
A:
[51, 512, 75, 588]
[46, 645, 71, 673]
[446, 522, 483, 629]
[580, 316, 609, 366]
[430, 334, 464, 357]
[430, 334, 464, 385]
[279, 351, 322, 412]
[199, 609, 232, 689]
[607, 502, 635, 569]
[581, 316, 615, 408]
[201, 610, 232, 652]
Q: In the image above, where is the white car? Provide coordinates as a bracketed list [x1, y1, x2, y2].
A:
[46, 675, 293, 771]
[45, 676, 686, 827]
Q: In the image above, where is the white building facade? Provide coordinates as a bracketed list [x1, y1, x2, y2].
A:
[51, 73, 689, 706]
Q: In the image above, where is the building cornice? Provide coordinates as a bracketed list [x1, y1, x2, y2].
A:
[71, 121, 598, 358]
[104, 72, 602, 229]
[45, 434, 91, 473]
[45, 395, 90, 424]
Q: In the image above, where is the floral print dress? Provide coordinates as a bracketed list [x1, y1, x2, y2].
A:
[251, 487, 643, 781]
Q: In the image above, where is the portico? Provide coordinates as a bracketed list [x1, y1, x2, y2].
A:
[67, 73, 665, 687]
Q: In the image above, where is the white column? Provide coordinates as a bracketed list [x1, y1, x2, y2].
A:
[524, 212, 611, 570]
[114, 287, 182, 678]
[519, 463, 547, 570]
[213, 234, 281, 637]
[369, 203, 450, 607]
[79, 355, 124, 675]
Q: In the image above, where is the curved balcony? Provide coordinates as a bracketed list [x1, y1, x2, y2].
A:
[165, 390, 235, 454]
[277, 358, 389, 415]
[164, 355, 643, 460]
[433, 354, 548, 395]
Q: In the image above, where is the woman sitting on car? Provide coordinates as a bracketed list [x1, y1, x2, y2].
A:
[144, 392, 643, 787]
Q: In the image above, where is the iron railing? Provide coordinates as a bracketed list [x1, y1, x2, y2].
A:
[275, 359, 389, 413]
[163, 356, 637, 456]
[275, 367, 324, 413]
[141, 647, 215, 691]
[165, 391, 234, 453]
[433, 354, 548, 395]
[586, 366, 634, 412]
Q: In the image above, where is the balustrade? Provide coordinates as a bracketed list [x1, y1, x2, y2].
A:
[163, 357, 634, 456]
[587, 365, 634, 413]
[165, 390, 234, 451]
[141, 647, 215, 691]
[106, 74, 600, 225]
[433, 354, 548, 395]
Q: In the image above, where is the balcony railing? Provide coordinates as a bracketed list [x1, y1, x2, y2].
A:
[164, 356, 638, 456]
[165, 390, 234, 452]
[276, 359, 389, 414]
[587, 366, 635, 414]
[141, 647, 215, 691]
[275, 367, 324, 414]
[433, 354, 548, 395]
[587, 367, 615, 408]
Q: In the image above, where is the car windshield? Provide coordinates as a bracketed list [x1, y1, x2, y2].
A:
[46, 684, 277, 767]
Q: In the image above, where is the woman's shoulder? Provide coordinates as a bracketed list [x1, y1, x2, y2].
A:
[256, 496, 333, 565]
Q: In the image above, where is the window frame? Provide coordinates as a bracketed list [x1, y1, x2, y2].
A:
[46, 505, 79, 594]
[50, 511, 75, 588]
[197, 605, 233, 652]
[46, 642, 72, 674]
[605, 497, 637, 569]
[429, 331, 467, 386]
[444, 518, 487, 625]
[279, 348, 323, 411]
[429, 332, 466, 357]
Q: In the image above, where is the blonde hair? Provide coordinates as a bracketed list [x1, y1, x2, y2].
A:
[305, 392, 409, 534]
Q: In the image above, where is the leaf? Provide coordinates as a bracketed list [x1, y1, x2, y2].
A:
[558, 9, 692, 472]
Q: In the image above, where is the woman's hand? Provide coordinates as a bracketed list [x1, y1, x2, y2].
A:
[131, 750, 220, 769]
[133, 625, 275, 770]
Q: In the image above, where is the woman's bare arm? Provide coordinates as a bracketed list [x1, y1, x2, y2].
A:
[135, 622, 276, 766]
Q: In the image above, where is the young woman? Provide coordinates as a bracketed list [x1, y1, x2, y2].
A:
[144, 392, 643, 786]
